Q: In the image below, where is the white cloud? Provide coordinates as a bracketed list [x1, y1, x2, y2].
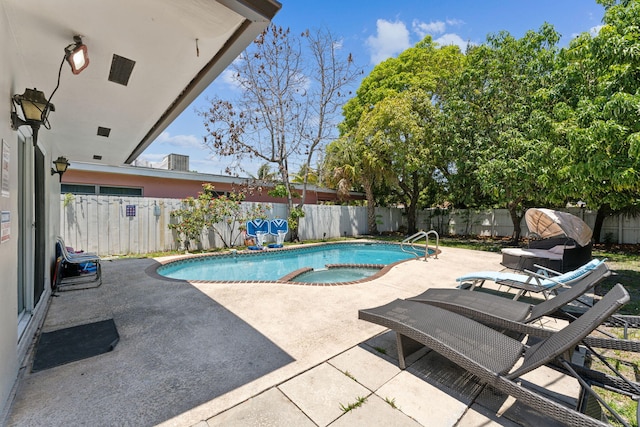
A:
[155, 131, 203, 149]
[571, 24, 604, 40]
[220, 69, 242, 90]
[435, 33, 470, 52]
[412, 20, 446, 38]
[589, 25, 604, 36]
[409, 18, 468, 51]
[446, 18, 465, 27]
[366, 19, 411, 64]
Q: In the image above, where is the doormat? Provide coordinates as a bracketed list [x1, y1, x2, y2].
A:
[32, 319, 119, 372]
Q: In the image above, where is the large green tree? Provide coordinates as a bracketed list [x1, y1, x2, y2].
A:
[354, 90, 437, 233]
[552, 0, 640, 242]
[446, 24, 562, 241]
[323, 135, 386, 232]
[337, 37, 463, 234]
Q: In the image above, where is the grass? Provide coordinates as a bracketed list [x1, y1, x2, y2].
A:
[339, 396, 367, 413]
[373, 346, 387, 355]
[589, 328, 640, 427]
[384, 397, 397, 409]
[343, 370, 357, 381]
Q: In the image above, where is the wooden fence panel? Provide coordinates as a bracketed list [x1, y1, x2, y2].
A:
[60, 196, 640, 255]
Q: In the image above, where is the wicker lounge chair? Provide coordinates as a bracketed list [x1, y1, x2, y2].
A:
[359, 284, 631, 427]
[456, 258, 605, 300]
[410, 261, 610, 329]
[409, 262, 640, 350]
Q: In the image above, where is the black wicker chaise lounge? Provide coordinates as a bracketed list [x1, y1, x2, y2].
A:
[409, 262, 640, 352]
[359, 284, 631, 427]
[409, 262, 610, 332]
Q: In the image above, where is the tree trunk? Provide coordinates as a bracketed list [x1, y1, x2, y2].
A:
[507, 203, 524, 243]
[399, 171, 420, 235]
[406, 203, 417, 235]
[593, 204, 612, 244]
[363, 177, 377, 235]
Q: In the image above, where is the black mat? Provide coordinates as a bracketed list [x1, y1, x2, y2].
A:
[32, 319, 119, 372]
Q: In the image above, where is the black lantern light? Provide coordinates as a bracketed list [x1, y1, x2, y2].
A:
[51, 156, 70, 181]
[10, 88, 55, 143]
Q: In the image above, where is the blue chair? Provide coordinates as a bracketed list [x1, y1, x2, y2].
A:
[268, 219, 288, 248]
[246, 219, 269, 250]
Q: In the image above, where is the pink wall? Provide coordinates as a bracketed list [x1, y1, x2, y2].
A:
[62, 170, 363, 203]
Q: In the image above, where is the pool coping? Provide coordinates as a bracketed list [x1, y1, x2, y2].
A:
[147, 240, 436, 286]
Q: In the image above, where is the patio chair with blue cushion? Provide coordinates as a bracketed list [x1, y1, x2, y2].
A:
[409, 261, 610, 331]
[409, 261, 640, 346]
[267, 218, 288, 248]
[359, 284, 634, 427]
[456, 258, 605, 300]
[245, 219, 269, 250]
[54, 237, 102, 291]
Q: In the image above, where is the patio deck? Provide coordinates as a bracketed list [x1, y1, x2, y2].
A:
[5, 246, 580, 426]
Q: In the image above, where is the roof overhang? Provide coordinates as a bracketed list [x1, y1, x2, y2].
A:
[4, 0, 280, 165]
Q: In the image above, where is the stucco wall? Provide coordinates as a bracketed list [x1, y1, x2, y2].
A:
[0, 3, 20, 413]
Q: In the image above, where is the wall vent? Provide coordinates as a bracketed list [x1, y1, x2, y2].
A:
[108, 54, 136, 86]
[97, 127, 111, 137]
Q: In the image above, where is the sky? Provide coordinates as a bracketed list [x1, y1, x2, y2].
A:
[137, 0, 607, 177]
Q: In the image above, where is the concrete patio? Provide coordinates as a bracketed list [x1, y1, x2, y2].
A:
[5, 246, 580, 426]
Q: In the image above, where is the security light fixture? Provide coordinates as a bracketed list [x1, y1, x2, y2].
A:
[65, 36, 90, 75]
[51, 156, 70, 181]
[10, 88, 55, 143]
[11, 36, 89, 143]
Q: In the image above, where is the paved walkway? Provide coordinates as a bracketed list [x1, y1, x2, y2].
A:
[5, 246, 578, 426]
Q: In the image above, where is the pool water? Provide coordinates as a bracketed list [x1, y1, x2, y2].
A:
[157, 242, 418, 282]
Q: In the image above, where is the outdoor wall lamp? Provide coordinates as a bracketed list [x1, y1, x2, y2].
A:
[10, 88, 55, 144]
[10, 36, 88, 145]
[51, 156, 70, 181]
[64, 36, 89, 75]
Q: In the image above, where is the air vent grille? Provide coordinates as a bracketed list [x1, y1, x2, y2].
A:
[108, 54, 136, 86]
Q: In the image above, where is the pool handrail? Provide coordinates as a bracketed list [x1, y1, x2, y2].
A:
[401, 230, 439, 261]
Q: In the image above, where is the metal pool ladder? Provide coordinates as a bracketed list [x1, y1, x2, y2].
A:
[401, 230, 439, 261]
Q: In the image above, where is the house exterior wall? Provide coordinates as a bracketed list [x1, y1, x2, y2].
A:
[0, 3, 58, 415]
[61, 168, 363, 204]
[0, 5, 21, 411]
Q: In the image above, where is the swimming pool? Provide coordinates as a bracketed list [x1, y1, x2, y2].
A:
[292, 266, 383, 283]
[156, 242, 420, 283]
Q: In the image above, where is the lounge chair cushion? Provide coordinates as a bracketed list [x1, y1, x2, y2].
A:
[501, 247, 564, 261]
[457, 258, 604, 290]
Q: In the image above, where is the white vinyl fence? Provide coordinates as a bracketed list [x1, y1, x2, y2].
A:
[428, 208, 640, 245]
[60, 195, 640, 256]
